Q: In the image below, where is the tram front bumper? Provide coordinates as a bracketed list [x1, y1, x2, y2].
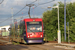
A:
[28, 39, 43, 43]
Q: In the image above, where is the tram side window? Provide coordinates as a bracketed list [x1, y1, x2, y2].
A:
[23, 21, 25, 32]
[19, 21, 22, 36]
[20, 21, 25, 36]
[21, 21, 25, 36]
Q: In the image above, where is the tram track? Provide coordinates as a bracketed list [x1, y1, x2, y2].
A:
[20, 43, 53, 50]
[0, 38, 73, 50]
[0, 41, 72, 50]
[28, 45, 47, 50]
[7, 41, 48, 50]
[0, 37, 9, 45]
[30, 44, 52, 50]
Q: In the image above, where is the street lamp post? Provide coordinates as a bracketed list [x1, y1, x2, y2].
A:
[57, 5, 61, 44]
[48, 4, 61, 43]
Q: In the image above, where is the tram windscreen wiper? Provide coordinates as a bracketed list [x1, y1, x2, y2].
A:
[27, 27, 36, 34]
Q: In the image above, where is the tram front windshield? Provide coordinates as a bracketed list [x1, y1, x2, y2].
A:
[27, 22, 42, 32]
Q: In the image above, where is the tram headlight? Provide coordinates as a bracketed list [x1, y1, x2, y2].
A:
[29, 40, 32, 43]
[28, 36, 29, 38]
[41, 35, 42, 37]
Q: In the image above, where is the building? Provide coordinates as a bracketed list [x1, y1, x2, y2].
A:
[0, 25, 10, 37]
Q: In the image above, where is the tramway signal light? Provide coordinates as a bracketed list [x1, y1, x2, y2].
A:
[41, 35, 42, 37]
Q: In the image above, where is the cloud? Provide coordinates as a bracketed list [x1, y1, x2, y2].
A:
[0, 0, 71, 26]
[1, 0, 9, 7]
[71, 0, 75, 3]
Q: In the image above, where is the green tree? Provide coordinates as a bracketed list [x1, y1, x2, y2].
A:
[42, 2, 75, 42]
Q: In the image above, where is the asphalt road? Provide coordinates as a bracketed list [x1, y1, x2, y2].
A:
[0, 43, 74, 50]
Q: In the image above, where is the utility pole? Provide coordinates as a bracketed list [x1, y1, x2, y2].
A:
[64, 0, 66, 41]
[11, 8, 13, 24]
[38, 0, 39, 5]
[26, 4, 34, 18]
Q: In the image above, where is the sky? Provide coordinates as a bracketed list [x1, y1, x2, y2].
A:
[0, 0, 74, 26]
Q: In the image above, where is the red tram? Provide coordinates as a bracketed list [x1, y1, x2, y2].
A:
[10, 18, 44, 44]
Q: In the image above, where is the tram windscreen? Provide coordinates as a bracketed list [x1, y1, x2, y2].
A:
[27, 22, 42, 32]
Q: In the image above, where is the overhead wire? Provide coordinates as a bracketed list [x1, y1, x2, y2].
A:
[34, 0, 55, 8]
[14, 0, 55, 18]
[19, 0, 55, 17]
[13, 0, 37, 17]
[0, 0, 37, 24]
[0, 0, 55, 24]
[0, 0, 4, 4]
[29, 0, 55, 18]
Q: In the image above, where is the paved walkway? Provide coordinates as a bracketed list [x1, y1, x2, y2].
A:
[56, 43, 75, 48]
[44, 42, 75, 48]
